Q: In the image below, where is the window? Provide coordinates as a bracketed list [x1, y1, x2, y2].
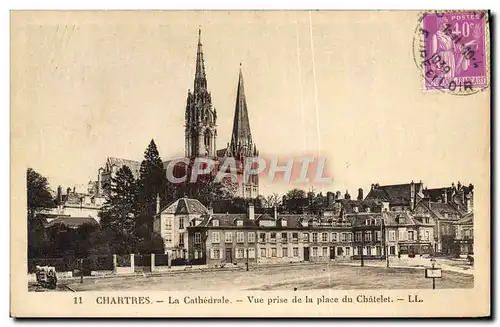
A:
[293, 247, 299, 257]
[271, 248, 277, 257]
[212, 219, 219, 227]
[322, 247, 328, 257]
[424, 231, 430, 241]
[225, 232, 233, 243]
[194, 232, 201, 244]
[303, 233, 310, 242]
[367, 246, 372, 255]
[282, 248, 288, 257]
[236, 248, 245, 259]
[399, 231, 406, 240]
[165, 219, 172, 229]
[357, 246, 363, 255]
[348, 233, 353, 242]
[179, 232, 185, 246]
[248, 248, 255, 258]
[408, 231, 414, 241]
[212, 232, 220, 243]
[236, 232, 244, 243]
[332, 233, 338, 242]
[424, 217, 430, 224]
[345, 247, 351, 256]
[212, 248, 220, 259]
[322, 233, 328, 242]
[389, 231, 396, 241]
[341, 233, 347, 242]
[390, 246, 396, 255]
[179, 219, 184, 229]
[282, 220, 287, 227]
[259, 233, 266, 242]
[292, 232, 298, 240]
[364, 231, 372, 242]
[270, 233, 276, 242]
[337, 247, 344, 255]
[165, 233, 172, 244]
[248, 232, 256, 243]
[312, 233, 318, 243]
[282, 232, 288, 241]
[312, 247, 318, 256]
[236, 220, 243, 226]
[375, 231, 381, 241]
[260, 248, 266, 258]
[194, 250, 199, 259]
[355, 231, 362, 241]
[376, 246, 381, 256]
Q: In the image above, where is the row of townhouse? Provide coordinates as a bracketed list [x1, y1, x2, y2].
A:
[153, 195, 437, 267]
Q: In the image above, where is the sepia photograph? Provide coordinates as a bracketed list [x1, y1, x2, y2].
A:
[10, 10, 490, 317]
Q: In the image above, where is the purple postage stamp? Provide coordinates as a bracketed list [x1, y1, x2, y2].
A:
[422, 11, 488, 93]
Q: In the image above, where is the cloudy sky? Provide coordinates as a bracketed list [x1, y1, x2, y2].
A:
[12, 11, 489, 196]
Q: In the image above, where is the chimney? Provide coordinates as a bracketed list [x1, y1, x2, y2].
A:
[410, 181, 415, 210]
[344, 190, 351, 200]
[156, 193, 160, 214]
[57, 185, 62, 205]
[371, 183, 375, 190]
[443, 189, 448, 203]
[357, 188, 363, 201]
[274, 206, 277, 219]
[248, 202, 255, 220]
[466, 193, 473, 213]
[66, 187, 71, 196]
[73, 186, 76, 193]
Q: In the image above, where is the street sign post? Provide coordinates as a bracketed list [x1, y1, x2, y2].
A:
[425, 258, 442, 289]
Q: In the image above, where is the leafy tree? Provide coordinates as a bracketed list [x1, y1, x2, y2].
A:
[27, 168, 55, 220]
[283, 188, 308, 214]
[27, 168, 54, 258]
[136, 232, 164, 255]
[99, 165, 137, 254]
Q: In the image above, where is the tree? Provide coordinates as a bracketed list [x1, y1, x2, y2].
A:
[283, 188, 308, 214]
[27, 168, 54, 258]
[262, 193, 281, 209]
[135, 139, 170, 237]
[27, 168, 54, 220]
[99, 165, 137, 254]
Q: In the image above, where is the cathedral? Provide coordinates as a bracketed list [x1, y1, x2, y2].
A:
[97, 29, 259, 199]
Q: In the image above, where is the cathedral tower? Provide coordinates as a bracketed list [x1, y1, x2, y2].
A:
[185, 28, 217, 158]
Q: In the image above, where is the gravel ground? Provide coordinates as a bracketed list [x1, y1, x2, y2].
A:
[66, 262, 473, 292]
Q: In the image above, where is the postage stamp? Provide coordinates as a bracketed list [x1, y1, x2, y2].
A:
[418, 11, 489, 94]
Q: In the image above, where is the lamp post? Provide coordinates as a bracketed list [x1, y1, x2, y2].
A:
[246, 248, 249, 271]
[360, 230, 365, 267]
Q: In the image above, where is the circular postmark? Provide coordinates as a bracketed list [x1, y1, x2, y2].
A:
[411, 10, 490, 96]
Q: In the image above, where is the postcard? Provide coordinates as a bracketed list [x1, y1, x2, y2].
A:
[11, 10, 490, 317]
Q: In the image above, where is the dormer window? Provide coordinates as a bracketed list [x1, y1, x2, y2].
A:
[212, 219, 219, 227]
[236, 220, 243, 227]
[282, 219, 287, 227]
[366, 207, 371, 213]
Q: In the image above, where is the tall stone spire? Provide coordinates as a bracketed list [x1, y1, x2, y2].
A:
[229, 65, 254, 156]
[184, 27, 217, 158]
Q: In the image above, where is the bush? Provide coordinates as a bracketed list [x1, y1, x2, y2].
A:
[88, 255, 114, 271]
[116, 254, 131, 267]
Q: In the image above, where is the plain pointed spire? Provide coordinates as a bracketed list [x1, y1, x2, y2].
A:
[230, 65, 253, 149]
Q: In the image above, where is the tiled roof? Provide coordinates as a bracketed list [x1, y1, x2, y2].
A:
[365, 182, 423, 206]
[46, 216, 99, 229]
[106, 157, 173, 179]
[456, 212, 473, 225]
[160, 197, 209, 215]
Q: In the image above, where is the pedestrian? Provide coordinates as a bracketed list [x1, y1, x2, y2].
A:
[398, 252, 401, 260]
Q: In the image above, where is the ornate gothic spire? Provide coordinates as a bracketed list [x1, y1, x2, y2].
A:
[194, 27, 207, 91]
